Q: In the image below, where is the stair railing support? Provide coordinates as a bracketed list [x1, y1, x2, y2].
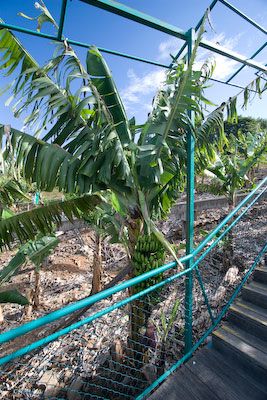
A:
[184, 27, 195, 354]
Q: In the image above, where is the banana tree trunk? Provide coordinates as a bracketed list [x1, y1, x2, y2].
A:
[157, 341, 166, 377]
[126, 218, 147, 362]
[0, 305, 3, 323]
[33, 269, 41, 309]
[25, 287, 33, 319]
[90, 232, 102, 295]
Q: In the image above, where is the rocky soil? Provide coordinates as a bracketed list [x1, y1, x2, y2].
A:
[0, 196, 266, 400]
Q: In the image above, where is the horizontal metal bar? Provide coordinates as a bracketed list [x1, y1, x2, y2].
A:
[1, 21, 266, 77]
[68, 38, 169, 67]
[0, 263, 193, 365]
[199, 38, 267, 72]
[0, 22, 56, 40]
[192, 176, 267, 258]
[79, 0, 188, 40]
[219, 0, 267, 35]
[137, 241, 267, 400]
[227, 42, 267, 83]
[0, 254, 191, 346]
[209, 77, 258, 93]
[0, 22, 169, 69]
[80, 0, 267, 73]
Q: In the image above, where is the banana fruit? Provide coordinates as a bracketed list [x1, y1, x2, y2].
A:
[132, 234, 166, 293]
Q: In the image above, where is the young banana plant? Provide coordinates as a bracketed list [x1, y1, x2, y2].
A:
[0, 234, 59, 322]
[208, 131, 267, 207]
[207, 130, 267, 269]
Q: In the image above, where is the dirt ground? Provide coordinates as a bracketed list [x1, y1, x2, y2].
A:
[0, 189, 266, 399]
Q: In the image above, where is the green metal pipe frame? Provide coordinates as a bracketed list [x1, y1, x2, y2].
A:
[0, 177, 265, 365]
[0, 1, 266, 396]
[0, 0, 265, 91]
[0, 21, 169, 69]
[170, 0, 266, 74]
[184, 27, 195, 353]
[0, 25, 260, 93]
[80, 0, 267, 73]
[1, 0, 266, 73]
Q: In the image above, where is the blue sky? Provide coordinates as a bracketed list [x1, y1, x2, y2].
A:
[0, 0, 266, 132]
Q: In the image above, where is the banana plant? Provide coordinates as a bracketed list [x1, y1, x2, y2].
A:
[0, 234, 59, 321]
[0, 2, 266, 352]
[208, 131, 267, 207]
[207, 131, 267, 268]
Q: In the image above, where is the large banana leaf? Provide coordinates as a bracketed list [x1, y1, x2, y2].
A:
[86, 46, 132, 145]
[1, 124, 93, 194]
[0, 194, 101, 249]
[0, 26, 88, 135]
[1, 122, 133, 195]
[136, 25, 207, 188]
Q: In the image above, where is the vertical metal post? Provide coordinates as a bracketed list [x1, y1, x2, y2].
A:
[58, 0, 68, 40]
[184, 27, 195, 354]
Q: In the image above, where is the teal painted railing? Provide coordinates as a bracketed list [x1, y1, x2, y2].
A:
[0, 176, 266, 399]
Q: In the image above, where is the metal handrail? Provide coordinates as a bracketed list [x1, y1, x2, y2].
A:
[0, 176, 266, 366]
[137, 240, 267, 399]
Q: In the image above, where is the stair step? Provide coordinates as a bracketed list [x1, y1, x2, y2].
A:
[228, 300, 267, 341]
[185, 348, 267, 400]
[242, 281, 267, 308]
[254, 267, 267, 284]
[149, 359, 220, 400]
[173, 366, 220, 400]
[212, 323, 267, 383]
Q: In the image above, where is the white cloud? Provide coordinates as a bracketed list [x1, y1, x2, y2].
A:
[195, 32, 242, 79]
[121, 32, 242, 119]
[121, 68, 165, 113]
[157, 37, 182, 61]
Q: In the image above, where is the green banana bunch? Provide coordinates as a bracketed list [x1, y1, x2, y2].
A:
[132, 234, 166, 293]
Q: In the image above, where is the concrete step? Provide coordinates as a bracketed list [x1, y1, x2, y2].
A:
[242, 281, 267, 308]
[228, 299, 267, 341]
[212, 323, 267, 384]
[254, 267, 267, 284]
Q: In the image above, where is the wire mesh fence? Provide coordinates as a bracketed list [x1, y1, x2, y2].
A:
[0, 270, 187, 399]
[0, 193, 266, 399]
